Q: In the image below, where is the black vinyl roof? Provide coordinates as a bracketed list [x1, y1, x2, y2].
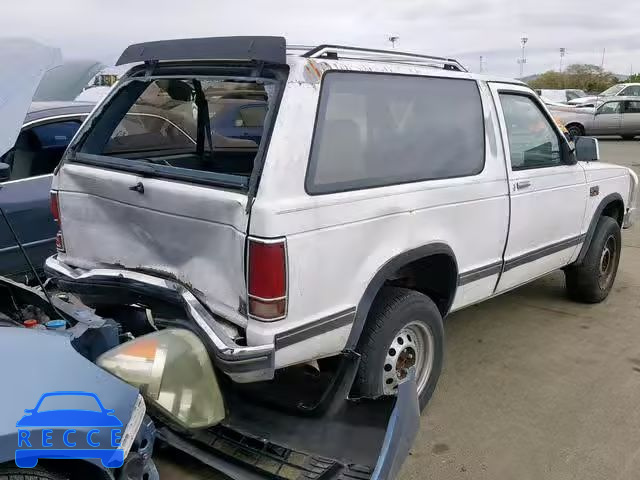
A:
[116, 36, 286, 66]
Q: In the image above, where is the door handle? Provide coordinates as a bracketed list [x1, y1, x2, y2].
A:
[516, 180, 532, 190]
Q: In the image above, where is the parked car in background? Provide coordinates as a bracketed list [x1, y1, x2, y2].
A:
[75, 65, 130, 103]
[551, 96, 640, 139]
[568, 83, 640, 107]
[0, 101, 94, 280]
[33, 60, 105, 102]
[536, 88, 587, 104]
[211, 98, 267, 144]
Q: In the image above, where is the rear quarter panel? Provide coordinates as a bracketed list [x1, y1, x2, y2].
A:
[250, 67, 510, 368]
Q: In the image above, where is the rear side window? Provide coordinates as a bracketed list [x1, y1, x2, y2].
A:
[306, 72, 485, 194]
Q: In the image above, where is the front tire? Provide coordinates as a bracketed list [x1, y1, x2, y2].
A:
[0, 466, 67, 480]
[565, 216, 621, 303]
[355, 287, 444, 411]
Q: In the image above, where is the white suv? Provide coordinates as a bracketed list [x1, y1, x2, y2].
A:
[46, 37, 638, 410]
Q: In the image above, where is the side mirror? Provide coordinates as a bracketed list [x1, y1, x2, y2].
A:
[0, 162, 11, 182]
[575, 137, 600, 162]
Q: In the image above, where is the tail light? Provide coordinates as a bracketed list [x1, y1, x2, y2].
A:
[50, 190, 65, 252]
[247, 237, 287, 321]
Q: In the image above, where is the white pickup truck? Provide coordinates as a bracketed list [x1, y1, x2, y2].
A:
[44, 38, 638, 416]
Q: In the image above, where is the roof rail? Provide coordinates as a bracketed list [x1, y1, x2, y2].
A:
[300, 44, 466, 72]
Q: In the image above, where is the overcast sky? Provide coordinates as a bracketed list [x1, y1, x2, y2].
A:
[3, 0, 639, 78]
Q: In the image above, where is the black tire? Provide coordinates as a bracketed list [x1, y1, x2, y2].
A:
[622, 135, 636, 140]
[355, 287, 444, 411]
[0, 466, 68, 480]
[567, 124, 584, 139]
[565, 216, 621, 303]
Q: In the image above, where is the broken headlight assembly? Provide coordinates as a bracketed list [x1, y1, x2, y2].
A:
[97, 329, 225, 429]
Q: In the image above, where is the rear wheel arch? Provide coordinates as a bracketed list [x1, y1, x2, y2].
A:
[346, 243, 458, 349]
[575, 193, 624, 265]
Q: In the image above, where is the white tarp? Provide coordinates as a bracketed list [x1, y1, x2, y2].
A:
[0, 38, 62, 157]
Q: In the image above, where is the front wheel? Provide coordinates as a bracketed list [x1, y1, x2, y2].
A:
[565, 216, 621, 303]
[355, 287, 444, 411]
[567, 124, 584, 140]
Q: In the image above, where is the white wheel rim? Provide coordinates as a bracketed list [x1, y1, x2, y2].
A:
[381, 321, 434, 396]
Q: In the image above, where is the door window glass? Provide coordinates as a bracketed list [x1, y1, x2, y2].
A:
[598, 102, 623, 114]
[1, 120, 82, 181]
[499, 94, 562, 171]
[625, 101, 640, 113]
[238, 105, 267, 127]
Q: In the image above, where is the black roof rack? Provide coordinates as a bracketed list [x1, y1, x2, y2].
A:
[300, 44, 466, 72]
[116, 36, 286, 66]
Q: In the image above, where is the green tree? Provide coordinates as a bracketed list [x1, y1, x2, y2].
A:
[528, 64, 619, 93]
[627, 73, 640, 83]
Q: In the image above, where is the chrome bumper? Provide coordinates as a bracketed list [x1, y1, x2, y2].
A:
[45, 256, 275, 383]
[623, 206, 636, 229]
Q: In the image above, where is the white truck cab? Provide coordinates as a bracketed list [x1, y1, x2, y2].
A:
[46, 37, 638, 410]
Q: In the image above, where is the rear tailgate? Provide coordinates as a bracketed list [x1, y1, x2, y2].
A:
[51, 37, 287, 326]
[54, 163, 249, 324]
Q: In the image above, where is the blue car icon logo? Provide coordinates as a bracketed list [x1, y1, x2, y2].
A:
[15, 391, 125, 468]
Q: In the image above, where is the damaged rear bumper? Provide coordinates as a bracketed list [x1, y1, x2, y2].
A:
[45, 255, 275, 383]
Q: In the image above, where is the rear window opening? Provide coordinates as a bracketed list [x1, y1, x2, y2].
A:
[74, 71, 280, 189]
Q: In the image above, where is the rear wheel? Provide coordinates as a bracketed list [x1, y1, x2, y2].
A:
[565, 216, 621, 303]
[355, 287, 444, 411]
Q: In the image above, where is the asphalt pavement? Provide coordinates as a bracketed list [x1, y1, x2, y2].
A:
[156, 138, 640, 480]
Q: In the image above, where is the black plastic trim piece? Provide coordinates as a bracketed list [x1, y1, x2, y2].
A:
[504, 234, 586, 272]
[117, 36, 286, 66]
[346, 243, 458, 349]
[574, 193, 624, 265]
[275, 308, 356, 350]
[458, 261, 503, 286]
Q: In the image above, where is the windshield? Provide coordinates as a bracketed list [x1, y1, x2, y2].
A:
[600, 84, 626, 96]
[36, 394, 102, 412]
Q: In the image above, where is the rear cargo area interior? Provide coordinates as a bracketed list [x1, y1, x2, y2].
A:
[79, 75, 274, 181]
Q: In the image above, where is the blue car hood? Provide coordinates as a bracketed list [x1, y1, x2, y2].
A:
[0, 328, 138, 464]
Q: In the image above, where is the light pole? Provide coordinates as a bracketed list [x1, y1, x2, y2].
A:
[518, 36, 528, 78]
[559, 47, 566, 73]
[479, 55, 484, 73]
[388, 36, 399, 49]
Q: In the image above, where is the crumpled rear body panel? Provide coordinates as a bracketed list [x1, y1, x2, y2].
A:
[54, 163, 249, 326]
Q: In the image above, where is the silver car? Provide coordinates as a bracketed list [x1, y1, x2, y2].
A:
[568, 83, 640, 107]
[551, 96, 640, 140]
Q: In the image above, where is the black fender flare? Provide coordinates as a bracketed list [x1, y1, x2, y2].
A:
[574, 192, 624, 265]
[346, 242, 458, 349]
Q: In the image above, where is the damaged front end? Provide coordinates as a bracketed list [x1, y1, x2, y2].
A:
[7, 268, 419, 480]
